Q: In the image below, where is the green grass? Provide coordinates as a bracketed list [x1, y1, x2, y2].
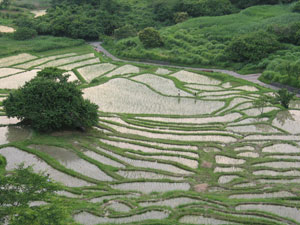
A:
[0, 35, 85, 57]
[105, 4, 300, 74]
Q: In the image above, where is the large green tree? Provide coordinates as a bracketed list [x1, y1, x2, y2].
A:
[3, 67, 99, 132]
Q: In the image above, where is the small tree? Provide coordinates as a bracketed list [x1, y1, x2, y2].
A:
[138, 27, 164, 48]
[3, 67, 99, 132]
[226, 30, 280, 62]
[275, 88, 295, 109]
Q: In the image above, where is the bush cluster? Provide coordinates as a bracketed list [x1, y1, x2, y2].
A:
[174, 12, 189, 24]
[138, 27, 164, 48]
[261, 54, 300, 88]
[13, 27, 37, 40]
[268, 22, 300, 45]
[174, 0, 234, 17]
[114, 24, 136, 40]
[226, 31, 281, 62]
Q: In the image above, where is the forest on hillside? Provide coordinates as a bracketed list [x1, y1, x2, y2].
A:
[1, 0, 300, 88]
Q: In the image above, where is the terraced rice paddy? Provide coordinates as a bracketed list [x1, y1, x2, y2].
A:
[1, 51, 300, 224]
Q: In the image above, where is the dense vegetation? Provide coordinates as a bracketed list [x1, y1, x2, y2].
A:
[1, 0, 300, 88]
[0, 165, 69, 225]
[3, 67, 99, 132]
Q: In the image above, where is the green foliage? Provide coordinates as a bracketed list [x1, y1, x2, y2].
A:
[0, 165, 58, 207]
[275, 88, 295, 108]
[268, 22, 300, 44]
[174, 0, 234, 17]
[138, 27, 164, 48]
[151, 0, 175, 23]
[230, 0, 296, 9]
[0, 0, 11, 9]
[3, 67, 99, 132]
[174, 12, 189, 24]
[108, 4, 299, 70]
[0, 165, 72, 225]
[9, 204, 73, 225]
[114, 24, 136, 40]
[34, 3, 120, 39]
[226, 30, 281, 62]
[293, 1, 300, 12]
[13, 27, 37, 40]
[260, 49, 300, 88]
[0, 156, 6, 175]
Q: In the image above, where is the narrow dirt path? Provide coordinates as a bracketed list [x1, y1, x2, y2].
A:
[89, 42, 299, 96]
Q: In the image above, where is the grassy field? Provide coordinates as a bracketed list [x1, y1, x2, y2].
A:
[0, 36, 85, 57]
[105, 3, 300, 74]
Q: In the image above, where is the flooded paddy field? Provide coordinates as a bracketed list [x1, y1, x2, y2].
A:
[1, 50, 300, 225]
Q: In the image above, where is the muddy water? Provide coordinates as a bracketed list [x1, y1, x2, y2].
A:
[97, 147, 192, 175]
[83, 78, 224, 115]
[215, 155, 245, 165]
[236, 204, 300, 222]
[273, 110, 300, 134]
[140, 197, 201, 208]
[218, 175, 239, 184]
[179, 215, 235, 224]
[0, 126, 31, 145]
[112, 182, 190, 194]
[0, 147, 92, 187]
[117, 170, 183, 180]
[74, 210, 169, 225]
[0, 116, 20, 125]
[29, 145, 113, 181]
[107, 202, 131, 212]
[230, 191, 295, 199]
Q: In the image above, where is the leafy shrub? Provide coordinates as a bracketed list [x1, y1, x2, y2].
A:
[261, 55, 300, 88]
[114, 24, 136, 40]
[138, 27, 163, 48]
[293, 1, 300, 12]
[174, 12, 189, 24]
[13, 27, 37, 40]
[227, 30, 281, 62]
[3, 67, 99, 132]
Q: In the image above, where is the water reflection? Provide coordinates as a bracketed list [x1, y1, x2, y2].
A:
[290, 100, 300, 109]
[29, 145, 78, 163]
[0, 126, 31, 145]
[274, 110, 294, 126]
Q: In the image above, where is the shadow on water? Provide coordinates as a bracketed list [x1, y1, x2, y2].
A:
[0, 126, 32, 145]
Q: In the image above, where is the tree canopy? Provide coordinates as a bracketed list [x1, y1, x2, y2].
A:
[3, 67, 99, 132]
